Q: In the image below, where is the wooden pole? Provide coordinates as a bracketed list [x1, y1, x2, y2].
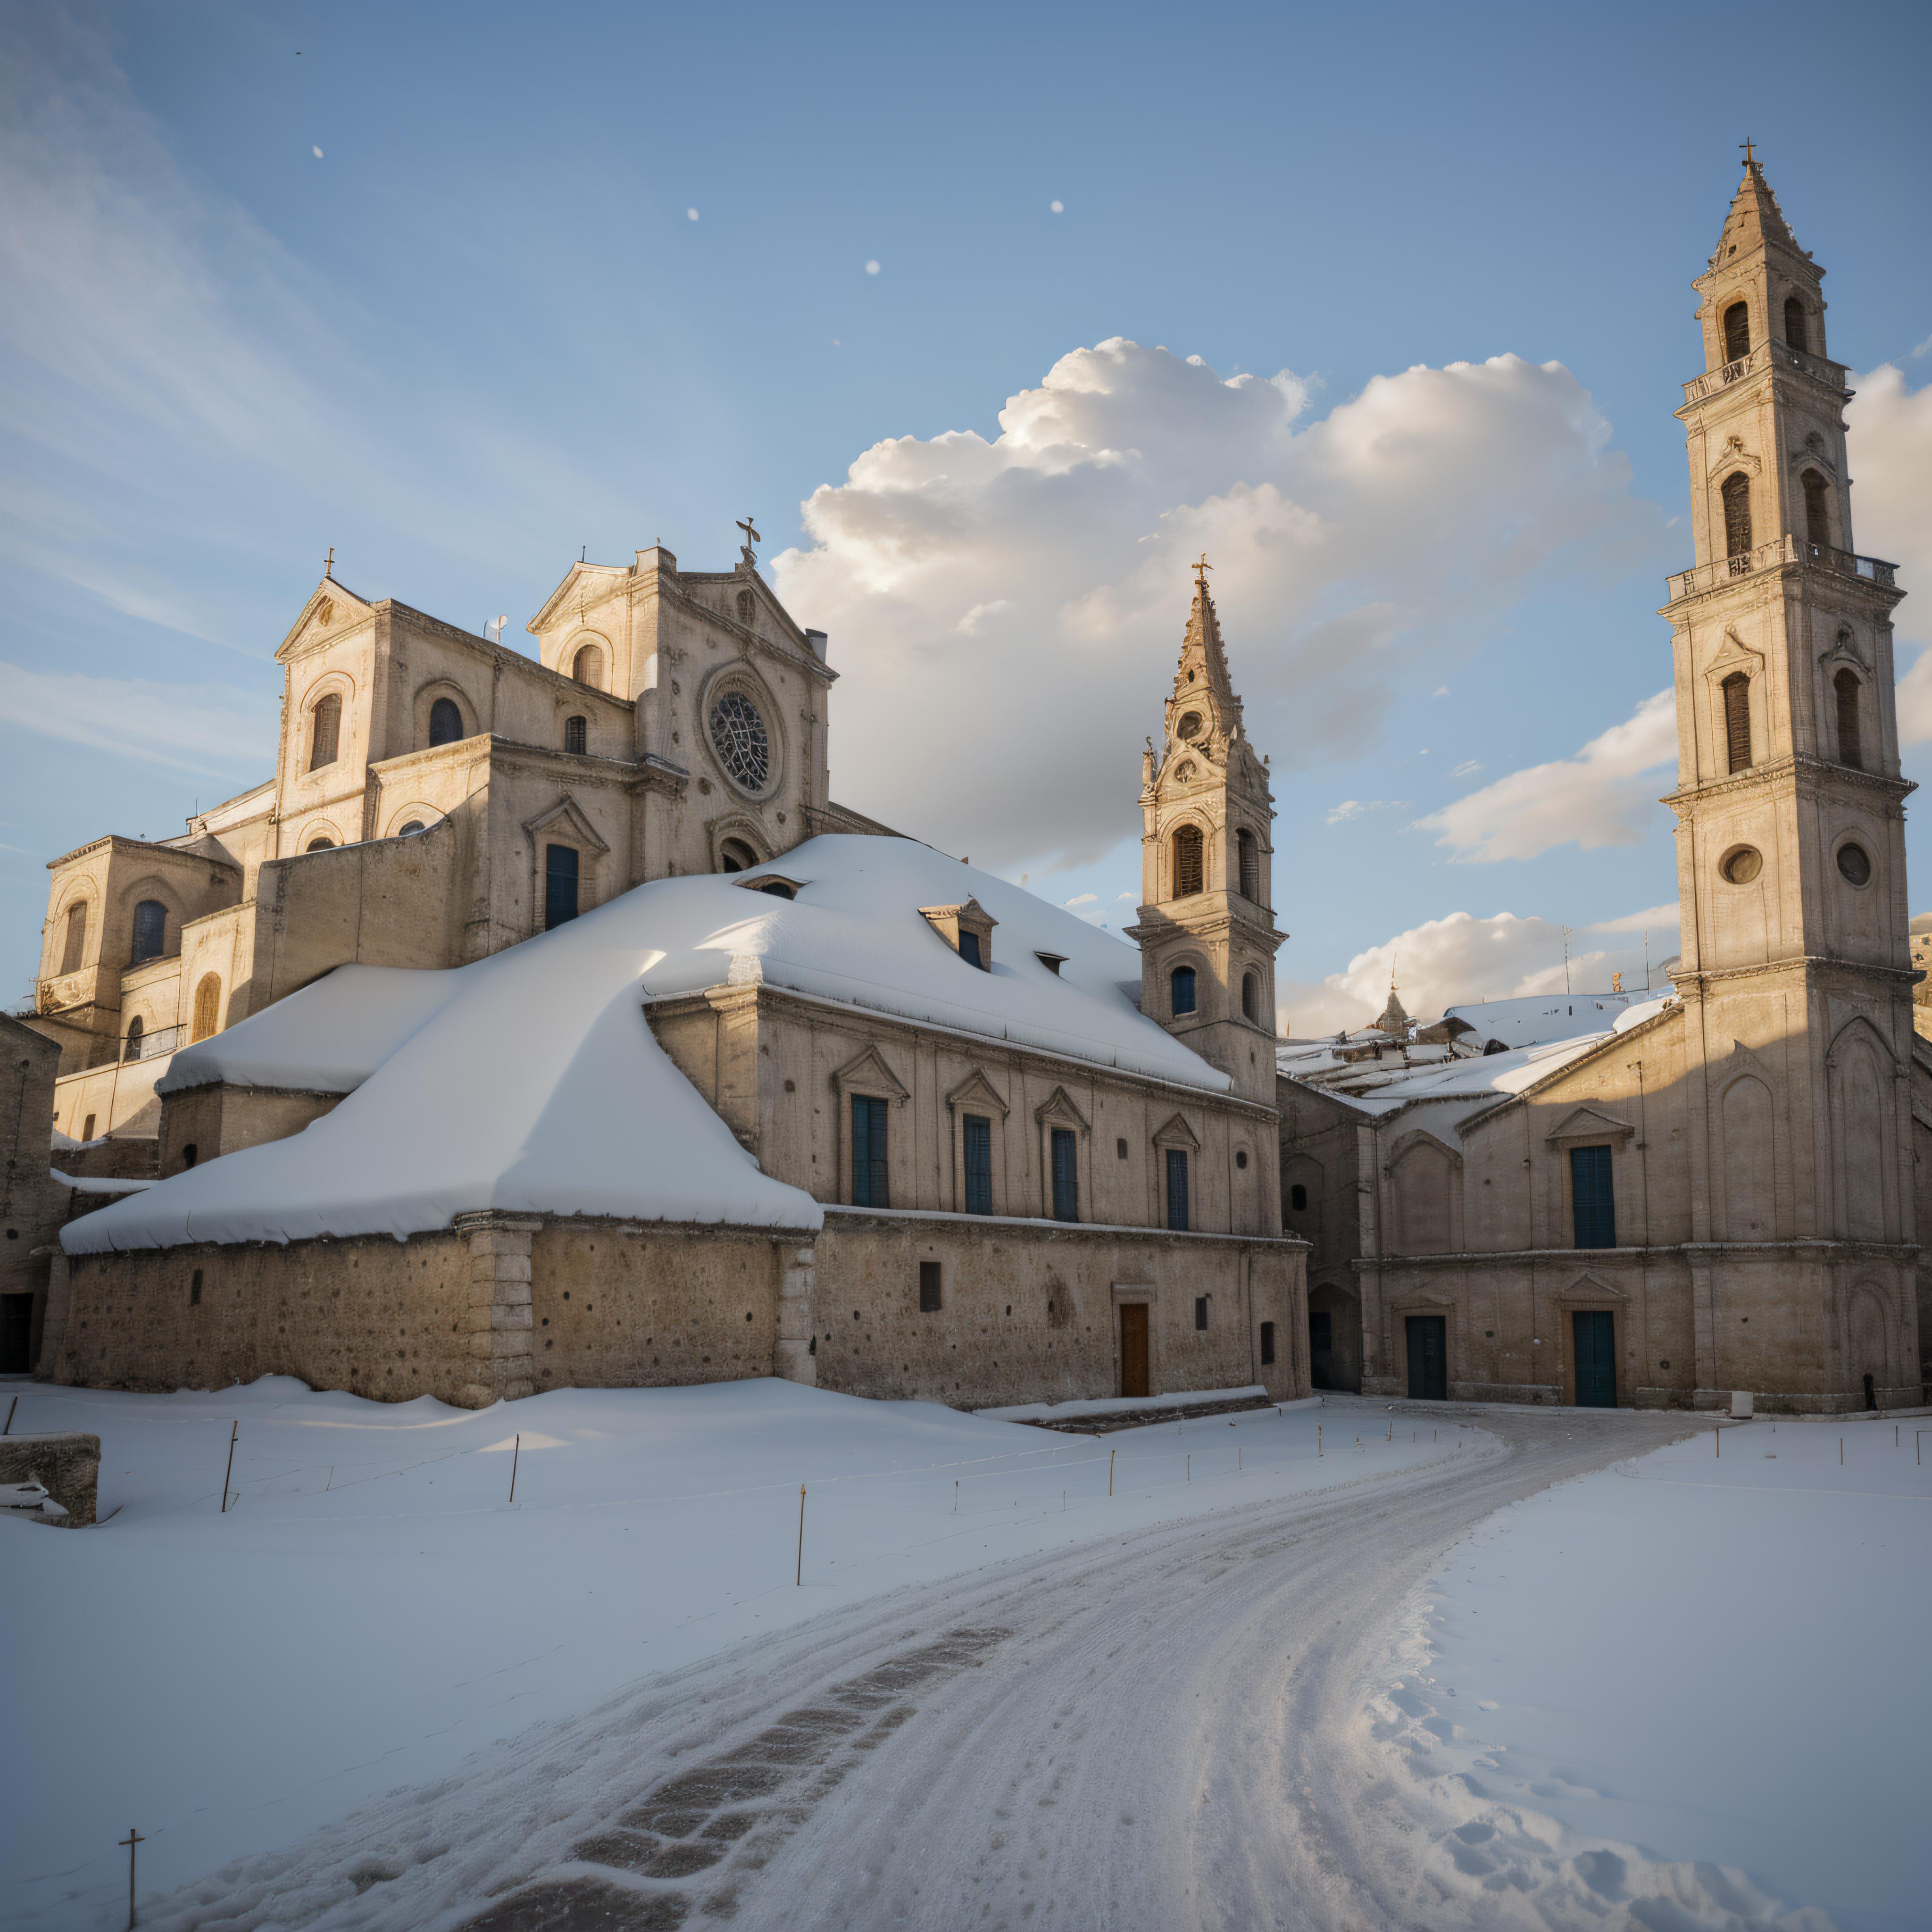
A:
[1840, 1436, 1844, 1466]
[120, 1826, 143, 1929]
[795, 1484, 806, 1585]
[1317, 1423, 1322, 1457]
[221, 1421, 238, 1512]
[1108, 1449, 1115, 1496]
[3, 1394, 16, 1435]
[508, 1433, 521, 1503]
[1186, 1453, 1190, 1483]
[1715, 1428, 1720, 1459]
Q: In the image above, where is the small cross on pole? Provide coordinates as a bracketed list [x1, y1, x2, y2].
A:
[736, 516, 761, 566]
[323, 546, 334, 580]
[1193, 552, 1212, 585]
[1740, 138, 1756, 171]
[120, 1826, 144, 1929]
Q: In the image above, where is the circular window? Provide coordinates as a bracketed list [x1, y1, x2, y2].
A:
[1837, 842, 1872, 886]
[1177, 711, 1203, 741]
[1719, 845, 1762, 884]
[708, 691, 771, 792]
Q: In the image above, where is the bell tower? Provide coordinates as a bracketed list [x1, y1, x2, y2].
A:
[1127, 561, 1283, 1104]
[1663, 151, 1919, 1406]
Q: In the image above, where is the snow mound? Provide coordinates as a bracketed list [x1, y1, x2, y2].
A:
[64, 838, 1216, 1254]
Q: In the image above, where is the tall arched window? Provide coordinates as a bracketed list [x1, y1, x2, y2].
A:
[306, 836, 335, 853]
[719, 838, 758, 873]
[1783, 296, 1808, 354]
[1722, 301, 1750, 363]
[428, 697, 463, 747]
[1237, 827, 1259, 902]
[572, 644, 602, 689]
[59, 901, 87, 974]
[192, 973, 222, 1042]
[1721, 672, 1752, 774]
[124, 1015, 144, 1061]
[1835, 668, 1863, 771]
[130, 899, 167, 964]
[1721, 472, 1753, 558]
[1170, 824, 1204, 898]
[1802, 469, 1830, 550]
[564, 715, 587, 756]
[308, 692, 341, 770]
[1241, 970, 1260, 1022]
[1170, 965, 1197, 1016]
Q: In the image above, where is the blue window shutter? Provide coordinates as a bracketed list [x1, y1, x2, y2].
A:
[1570, 1145, 1616, 1248]
[964, 1114, 992, 1215]
[544, 845, 579, 930]
[853, 1096, 890, 1208]
[1166, 1148, 1190, 1232]
[1051, 1127, 1078, 1222]
[958, 930, 982, 969]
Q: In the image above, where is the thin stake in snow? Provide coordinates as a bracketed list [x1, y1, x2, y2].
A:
[220, 1421, 238, 1512]
[1108, 1449, 1116, 1496]
[508, 1434, 521, 1504]
[1186, 1454, 1191, 1483]
[796, 1484, 806, 1585]
[119, 1826, 143, 1929]
[1715, 1429, 1720, 1460]
[1317, 1424, 1322, 1457]
[3, 1394, 16, 1435]
[1840, 1437, 1845, 1466]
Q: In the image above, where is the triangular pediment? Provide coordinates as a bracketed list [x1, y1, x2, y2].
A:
[523, 791, 610, 855]
[1559, 1271, 1632, 1303]
[527, 560, 630, 637]
[832, 1042, 910, 1103]
[277, 578, 375, 660]
[1704, 628, 1764, 681]
[1151, 1110, 1202, 1151]
[1033, 1083, 1091, 1133]
[1544, 1103, 1635, 1146]
[946, 1068, 1010, 1119]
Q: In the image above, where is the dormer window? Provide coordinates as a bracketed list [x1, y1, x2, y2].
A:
[734, 873, 806, 901]
[920, 899, 996, 970]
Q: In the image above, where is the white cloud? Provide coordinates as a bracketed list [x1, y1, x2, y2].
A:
[0, 664, 279, 775]
[1848, 365, 1932, 605]
[774, 338, 1663, 873]
[1449, 758, 1482, 778]
[1325, 798, 1406, 824]
[1415, 689, 1675, 862]
[1063, 892, 1097, 907]
[1278, 902, 1683, 1036]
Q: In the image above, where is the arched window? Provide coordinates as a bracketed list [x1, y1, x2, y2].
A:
[1835, 668, 1863, 771]
[564, 715, 587, 756]
[757, 880, 795, 900]
[1722, 301, 1750, 363]
[183, 1146, 199, 1171]
[572, 644, 602, 689]
[59, 901, 87, 974]
[1237, 827, 1260, 902]
[306, 836, 335, 853]
[308, 692, 341, 770]
[1241, 971, 1259, 1022]
[1721, 472, 1752, 558]
[1802, 469, 1830, 550]
[1721, 672, 1752, 774]
[428, 697, 463, 747]
[398, 820, 425, 837]
[719, 838, 758, 873]
[1290, 1183, 1308, 1212]
[131, 899, 167, 964]
[124, 1015, 144, 1061]
[1170, 965, 1197, 1016]
[1171, 824, 1204, 898]
[192, 973, 222, 1043]
[1783, 296, 1808, 355]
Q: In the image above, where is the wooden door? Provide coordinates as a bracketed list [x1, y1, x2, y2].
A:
[1405, 1316, 1447, 1400]
[1119, 1303, 1149, 1399]
[1572, 1311, 1616, 1407]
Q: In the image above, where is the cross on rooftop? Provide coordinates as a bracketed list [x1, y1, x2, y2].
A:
[1193, 553, 1212, 585]
[1740, 138, 1757, 170]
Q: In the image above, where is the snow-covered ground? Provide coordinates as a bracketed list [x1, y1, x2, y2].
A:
[1382, 1412, 1932, 1932]
[0, 1376, 1466, 1927]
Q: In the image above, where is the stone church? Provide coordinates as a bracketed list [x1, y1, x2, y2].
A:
[1279, 157, 1930, 1414]
[17, 530, 1307, 1411]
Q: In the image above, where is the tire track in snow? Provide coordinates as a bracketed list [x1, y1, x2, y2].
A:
[142, 1404, 1706, 1932]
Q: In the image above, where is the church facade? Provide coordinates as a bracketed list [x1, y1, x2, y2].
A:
[1279, 159, 1931, 1414]
[25, 544, 1307, 1413]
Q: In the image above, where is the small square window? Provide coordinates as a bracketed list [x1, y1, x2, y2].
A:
[919, 1261, 942, 1313]
[1116, 1137, 1128, 1159]
[1259, 1320, 1276, 1366]
[1194, 1296, 1208, 1331]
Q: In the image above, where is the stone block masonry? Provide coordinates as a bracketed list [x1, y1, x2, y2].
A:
[0, 1432, 100, 1524]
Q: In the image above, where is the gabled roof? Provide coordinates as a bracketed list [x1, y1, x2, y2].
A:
[1708, 156, 1806, 268]
[276, 577, 376, 661]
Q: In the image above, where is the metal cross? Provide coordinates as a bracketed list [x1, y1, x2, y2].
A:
[1193, 553, 1212, 584]
[1740, 138, 1757, 170]
[737, 516, 761, 552]
[120, 1827, 144, 1929]
[324, 546, 334, 580]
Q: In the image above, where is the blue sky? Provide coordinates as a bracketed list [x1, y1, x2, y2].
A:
[3, 0, 1929, 1024]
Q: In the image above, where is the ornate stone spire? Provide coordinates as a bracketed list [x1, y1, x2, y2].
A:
[1709, 149, 1804, 266]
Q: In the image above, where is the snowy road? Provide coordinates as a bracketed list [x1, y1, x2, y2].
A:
[148, 1401, 1708, 1932]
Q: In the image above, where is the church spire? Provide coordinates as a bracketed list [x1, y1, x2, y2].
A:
[1709, 146, 1804, 267]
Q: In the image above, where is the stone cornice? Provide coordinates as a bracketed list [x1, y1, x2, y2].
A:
[822, 1203, 1306, 1250]
[1356, 1236, 1918, 1272]
[1662, 752, 1915, 813]
[1670, 953, 1923, 991]
[45, 834, 240, 874]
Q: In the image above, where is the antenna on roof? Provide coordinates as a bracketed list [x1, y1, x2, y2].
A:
[1562, 925, 1573, 995]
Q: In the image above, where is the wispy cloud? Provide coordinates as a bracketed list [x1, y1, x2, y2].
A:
[0, 664, 279, 775]
[1326, 798, 1407, 824]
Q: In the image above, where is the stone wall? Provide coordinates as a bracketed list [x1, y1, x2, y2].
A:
[0, 1432, 100, 1524]
[2, 1014, 65, 1371]
[158, 1083, 344, 1178]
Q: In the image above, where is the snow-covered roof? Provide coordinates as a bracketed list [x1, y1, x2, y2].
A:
[65, 837, 1223, 1254]
[1443, 991, 1642, 1052]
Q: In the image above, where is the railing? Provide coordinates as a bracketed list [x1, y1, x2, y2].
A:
[1681, 338, 1850, 405]
[1668, 533, 1899, 602]
[118, 1024, 183, 1063]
